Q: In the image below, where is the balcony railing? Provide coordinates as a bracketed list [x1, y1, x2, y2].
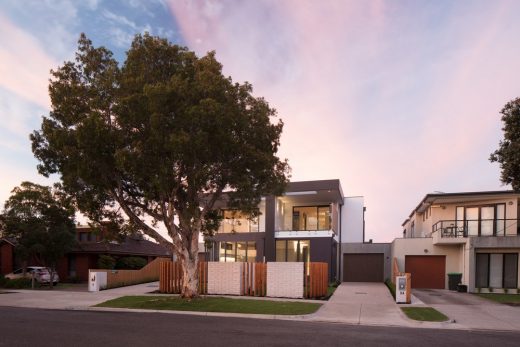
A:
[432, 219, 519, 238]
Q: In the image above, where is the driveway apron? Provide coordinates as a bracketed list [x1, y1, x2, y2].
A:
[311, 283, 414, 327]
[413, 289, 520, 331]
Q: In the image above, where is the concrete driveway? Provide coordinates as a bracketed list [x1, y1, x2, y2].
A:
[413, 289, 520, 331]
[310, 282, 415, 327]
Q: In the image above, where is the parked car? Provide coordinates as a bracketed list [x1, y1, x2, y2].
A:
[5, 266, 59, 285]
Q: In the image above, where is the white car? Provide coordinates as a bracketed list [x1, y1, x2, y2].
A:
[5, 266, 59, 285]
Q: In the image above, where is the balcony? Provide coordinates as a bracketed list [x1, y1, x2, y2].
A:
[432, 219, 519, 245]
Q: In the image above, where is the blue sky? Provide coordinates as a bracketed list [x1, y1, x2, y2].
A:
[1, 1, 520, 242]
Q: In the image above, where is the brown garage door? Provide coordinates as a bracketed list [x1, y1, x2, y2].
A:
[343, 253, 384, 282]
[405, 255, 446, 289]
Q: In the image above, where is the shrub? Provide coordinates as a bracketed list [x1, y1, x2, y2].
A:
[0, 274, 7, 287]
[385, 278, 396, 299]
[97, 255, 116, 269]
[116, 257, 147, 270]
[3, 278, 38, 289]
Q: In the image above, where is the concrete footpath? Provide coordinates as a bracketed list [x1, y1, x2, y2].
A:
[1, 282, 519, 332]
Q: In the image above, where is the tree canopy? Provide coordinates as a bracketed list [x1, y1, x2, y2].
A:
[490, 97, 520, 191]
[31, 33, 289, 297]
[0, 182, 76, 285]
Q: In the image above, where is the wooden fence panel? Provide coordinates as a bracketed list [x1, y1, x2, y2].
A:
[159, 261, 208, 294]
[90, 257, 168, 289]
[304, 262, 328, 299]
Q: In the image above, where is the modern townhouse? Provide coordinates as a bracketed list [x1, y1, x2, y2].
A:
[204, 179, 366, 281]
[396, 190, 520, 292]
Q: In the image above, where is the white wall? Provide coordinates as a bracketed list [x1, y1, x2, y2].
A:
[267, 262, 304, 298]
[341, 196, 364, 243]
[208, 262, 243, 295]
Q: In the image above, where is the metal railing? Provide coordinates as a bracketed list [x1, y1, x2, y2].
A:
[432, 219, 519, 238]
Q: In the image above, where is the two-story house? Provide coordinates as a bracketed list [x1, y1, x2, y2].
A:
[396, 190, 520, 292]
[204, 179, 365, 281]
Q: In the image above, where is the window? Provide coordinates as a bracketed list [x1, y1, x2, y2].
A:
[220, 210, 259, 233]
[475, 253, 518, 289]
[219, 241, 256, 262]
[275, 239, 310, 262]
[292, 206, 330, 231]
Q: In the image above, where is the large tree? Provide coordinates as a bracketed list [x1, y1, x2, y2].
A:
[0, 182, 76, 287]
[31, 34, 289, 298]
[490, 97, 520, 191]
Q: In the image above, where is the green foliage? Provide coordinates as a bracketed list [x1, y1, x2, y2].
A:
[385, 278, 396, 299]
[0, 182, 77, 278]
[115, 256, 147, 270]
[490, 98, 520, 190]
[2, 278, 38, 289]
[97, 255, 116, 269]
[96, 296, 321, 315]
[30, 33, 289, 297]
[401, 307, 448, 322]
[0, 274, 7, 287]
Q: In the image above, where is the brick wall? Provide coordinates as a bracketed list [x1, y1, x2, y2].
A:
[208, 262, 243, 295]
[267, 262, 303, 298]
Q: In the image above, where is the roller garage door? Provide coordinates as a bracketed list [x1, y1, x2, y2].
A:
[343, 253, 384, 282]
[405, 255, 446, 289]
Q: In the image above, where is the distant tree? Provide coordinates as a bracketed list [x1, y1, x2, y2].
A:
[0, 182, 76, 288]
[97, 255, 116, 269]
[31, 33, 289, 298]
[490, 98, 520, 191]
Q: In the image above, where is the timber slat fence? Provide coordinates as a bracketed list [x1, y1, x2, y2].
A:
[160, 261, 327, 298]
[240, 262, 267, 296]
[160, 261, 208, 294]
[90, 257, 167, 289]
[304, 262, 328, 298]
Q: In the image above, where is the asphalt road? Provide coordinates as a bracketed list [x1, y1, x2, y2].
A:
[1, 306, 519, 347]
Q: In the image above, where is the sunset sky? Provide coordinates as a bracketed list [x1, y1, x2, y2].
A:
[1, 0, 519, 242]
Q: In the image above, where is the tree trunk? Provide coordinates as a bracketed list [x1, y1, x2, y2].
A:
[180, 243, 199, 299]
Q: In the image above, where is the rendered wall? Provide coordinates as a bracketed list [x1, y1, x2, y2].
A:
[341, 196, 364, 243]
[391, 238, 463, 289]
[267, 262, 303, 298]
[208, 262, 243, 295]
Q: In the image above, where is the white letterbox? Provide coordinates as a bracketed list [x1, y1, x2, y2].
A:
[88, 271, 107, 292]
[396, 274, 411, 304]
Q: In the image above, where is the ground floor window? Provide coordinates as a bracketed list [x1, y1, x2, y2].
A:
[275, 239, 310, 262]
[475, 253, 518, 288]
[219, 241, 256, 262]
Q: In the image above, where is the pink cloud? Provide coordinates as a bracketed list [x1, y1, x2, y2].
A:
[167, 1, 519, 241]
[0, 12, 56, 109]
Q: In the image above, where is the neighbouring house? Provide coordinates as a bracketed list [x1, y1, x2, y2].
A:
[203, 179, 367, 281]
[396, 190, 520, 292]
[0, 226, 171, 282]
[0, 238, 15, 276]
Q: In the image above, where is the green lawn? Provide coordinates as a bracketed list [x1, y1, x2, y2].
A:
[96, 296, 322, 315]
[401, 307, 448, 322]
[477, 293, 520, 304]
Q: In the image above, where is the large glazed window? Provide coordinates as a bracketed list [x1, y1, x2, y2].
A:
[475, 253, 519, 289]
[275, 239, 310, 262]
[292, 206, 330, 231]
[219, 241, 257, 262]
[219, 210, 259, 233]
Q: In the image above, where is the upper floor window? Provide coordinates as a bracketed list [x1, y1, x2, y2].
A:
[219, 210, 259, 233]
[292, 205, 330, 231]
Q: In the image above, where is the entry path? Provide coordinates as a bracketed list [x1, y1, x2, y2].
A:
[310, 283, 418, 327]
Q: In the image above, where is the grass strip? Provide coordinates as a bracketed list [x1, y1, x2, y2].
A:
[401, 307, 448, 322]
[477, 293, 520, 304]
[96, 295, 322, 315]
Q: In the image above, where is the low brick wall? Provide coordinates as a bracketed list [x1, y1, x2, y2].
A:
[208, 262, 243, 295]
[267, 262, 303, 298]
